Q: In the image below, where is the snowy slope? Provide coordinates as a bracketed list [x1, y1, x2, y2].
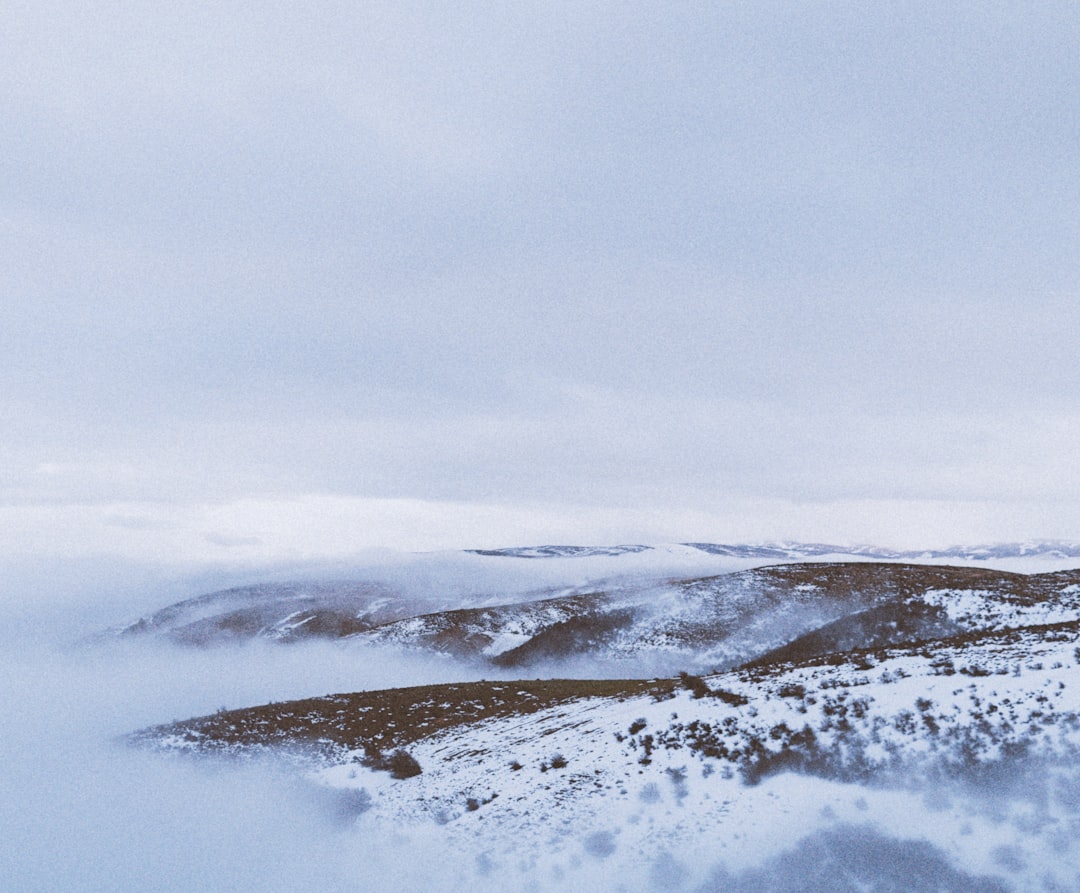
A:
[137, 616, 1080, 891]
[337, 624, 1080, 890]
[344, 563, 1080, 676]
[104, 542, 1080, 651]
[111, 549, 1080, 891]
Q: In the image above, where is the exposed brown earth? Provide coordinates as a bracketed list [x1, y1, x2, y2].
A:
[130, 677, 676, 757]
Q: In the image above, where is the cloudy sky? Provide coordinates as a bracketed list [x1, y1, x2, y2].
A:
[3, 2, 1079, 562]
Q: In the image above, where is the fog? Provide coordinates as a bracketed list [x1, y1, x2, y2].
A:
[700, 824, 1010, 893]
[2, 557, 1073, 892]
[7, 0, 1080, 884]
[0, 558, 475, 891]
[0, 605, 504, 891]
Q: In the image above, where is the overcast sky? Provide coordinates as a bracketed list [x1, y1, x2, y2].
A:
[3, 2, 1079, 561]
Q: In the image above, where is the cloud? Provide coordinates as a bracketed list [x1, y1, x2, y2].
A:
[2, 3, 1079, 558]
[204, 531, 264, 549]
[1, 489, 1078, 566]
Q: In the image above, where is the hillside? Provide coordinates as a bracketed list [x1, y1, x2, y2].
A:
[106, 556, 1080, 679]
[123, 555, 1080, 890]
[132, 614, 1080, 891]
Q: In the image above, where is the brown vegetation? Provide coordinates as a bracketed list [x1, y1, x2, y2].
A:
[130, 677, 675, 757]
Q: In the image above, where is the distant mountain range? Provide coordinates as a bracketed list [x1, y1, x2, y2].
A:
[469, 540, 1080, 560]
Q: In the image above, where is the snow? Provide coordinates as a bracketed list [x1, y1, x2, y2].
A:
[125, 550, 1080, 890]
[481, 631, 533, 657]
[265, 610, 316, 637]
[280, 623, 1080, 889]
[923, 587, 1080, 628]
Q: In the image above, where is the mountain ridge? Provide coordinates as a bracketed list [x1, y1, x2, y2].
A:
[125, 553, 1080, 891]
[470, 539, 1080, 560]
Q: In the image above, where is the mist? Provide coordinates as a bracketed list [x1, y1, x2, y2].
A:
[4, 557, 1075, 892]
[6, 0, 1080, 886]
[0, 608, 515, 892]
[0, 555, 483, 891]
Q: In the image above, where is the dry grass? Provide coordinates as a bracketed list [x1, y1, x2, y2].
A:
[131, 677, 675, 755]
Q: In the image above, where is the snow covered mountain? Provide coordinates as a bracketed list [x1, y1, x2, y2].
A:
[364, 563, 1080, 671]
[109, 558, 1080, 678]
[106, 541, 1080, 651]
[132, 594, 1080, 891]
[107, 580, 474, 646]
[127, 556, 1080, 891]
[471, 540, 1080, 561]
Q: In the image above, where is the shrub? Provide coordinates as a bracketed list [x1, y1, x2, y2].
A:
[387, 748, 423, 779]
[714, 688, 750, 706]
[678, 671, 711, 699]
[540, 754, 568, 772]
[362, 746, 422, 779]
[677, 672, 749, 706]
[464, 792, 498, 811]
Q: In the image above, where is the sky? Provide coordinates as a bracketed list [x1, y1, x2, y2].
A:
[3, 2, 1080, 563]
